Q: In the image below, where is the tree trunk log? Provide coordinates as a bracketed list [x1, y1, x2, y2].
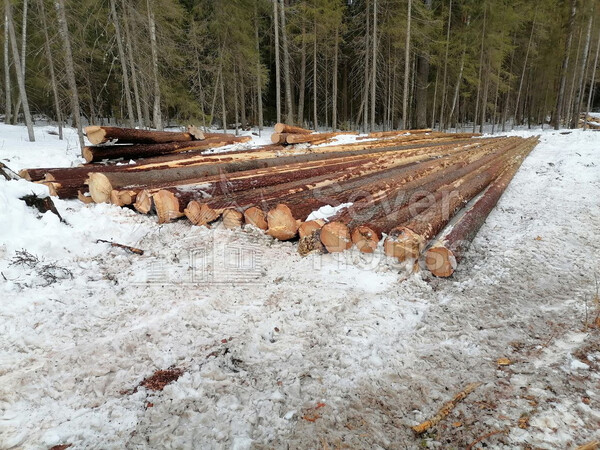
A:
[274, 123, 312, 134]
[425, 137, 538, 277]
[82, 135, 251, 163]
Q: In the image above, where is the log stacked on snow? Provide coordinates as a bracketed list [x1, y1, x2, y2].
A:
[20, 123, 539, 276]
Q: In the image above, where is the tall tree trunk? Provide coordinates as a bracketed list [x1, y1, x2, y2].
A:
[479, 59, 490, 133]
[439, 0, 452, 130]
[430, 64, 439, 129]
[448, 46, 465, 126]
[297, 21, 306, 125]
[565, 28, 583, 129]
[553, 0, 577, 130]
[514, 17, 535, 127]
[146, 0, 162, 130]
[123, 0, 143, 127]
[5, 0, 34, 141]
[402, 0, 412, 129]
[273, 0, 281, 123]
[362, 0, 370, 132]
[572, 7, 594, 129]
[332, 27, 338, 130]
[414, 1, 431, 129]
[370, 0, 377, 131]
[110, 0, 134, 127]
[4, 3, 12, 124]
[255, 0, 263, 133]
[220, 66, 226, 133]
[233, 66, 239, 135]
[473, 4, 486, 132]
[279, 0, 293, 123]
[313, 15, 317, 129]
[37, 0, 62, 139]
[584, 28, 600, 130]
[13, 0, 26, 123]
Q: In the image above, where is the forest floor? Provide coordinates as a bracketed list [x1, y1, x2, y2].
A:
[0, 124, 599, 449]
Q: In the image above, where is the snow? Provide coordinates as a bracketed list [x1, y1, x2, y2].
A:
[305, 202, 352, 221]
[1, 123, 600, 448]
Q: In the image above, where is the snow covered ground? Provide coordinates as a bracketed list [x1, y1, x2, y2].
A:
[0, 123, 599, 449]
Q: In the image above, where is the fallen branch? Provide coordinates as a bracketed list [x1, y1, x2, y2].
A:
[466, 428, 508, 450]
[412, 382, 481, 434]
[96, 239, 144, 255]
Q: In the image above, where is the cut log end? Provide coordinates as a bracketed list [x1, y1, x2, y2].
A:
[184, 201, 220, 226]
[153, 190, 184, 224]
[84, 125, 106, 146]
[320, 222, 352, 253]
[86, 172, 113, 203]
[298, 220, 325, 239]
[110, 189, 138, 207]
[82, 146, 94, 163]
[243, 207, 268, 230]
[383, 227, 425, 261]
[267, 204, 299, 240]
[351, 226, 380, 253]
[425, 244, 458, 278]
[18, 169, 32, 180]
[271, 133, 289, 144]
[134, 190, 153, 214]
[222, 209, 244, 229]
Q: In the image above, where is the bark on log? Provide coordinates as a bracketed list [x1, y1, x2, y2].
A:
[145, 140, 488, 222]
[87, 138, 486, 203]
[331, 137, 524, 235]
[85, 125, 222, 145]
[285, 131, 358, 144]
[274, 123, 312, 134]
[425, 138, 538, 277]
[383, 138, 537, 261]
[82, 135, 251, 163]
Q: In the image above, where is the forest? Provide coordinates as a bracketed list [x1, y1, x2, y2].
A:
[1, 0, 598, 146]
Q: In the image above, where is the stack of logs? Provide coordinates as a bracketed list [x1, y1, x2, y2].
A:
[21, 123, 539, 277]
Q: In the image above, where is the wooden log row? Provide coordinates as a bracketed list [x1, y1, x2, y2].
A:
[314, 138, 529, 253]
[382, 137, 539, 262]
[321, 137, 527, 252]
[114, 138, 494, 211]
[424, 137, 539, 277]
[85, 125, 216, 145]
[139, 140, 497, 222]
[21, 131, 484, 183]
[82, 135, 252, 163]
[124, 137, 537, 254]
[271, 131, 359, 145]
[273, 123, 313, 134]
[87, 137, 490, 203]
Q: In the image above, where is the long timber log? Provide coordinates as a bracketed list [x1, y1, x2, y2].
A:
[85, 125, 221, 145]
[382, 138, 538, 261]
[274, 123, 313, 134]
[115, 139, 489, 208]
[144, 140, 494, 221]
[88, 138, 492, 203]
[425, 137, 539, 277]
[20, 132, 485, 183]
[326, 137, 525, 238]
[82, 135, 252, 163]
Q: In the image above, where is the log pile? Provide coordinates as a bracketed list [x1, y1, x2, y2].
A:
[21, 124, 538, 276]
